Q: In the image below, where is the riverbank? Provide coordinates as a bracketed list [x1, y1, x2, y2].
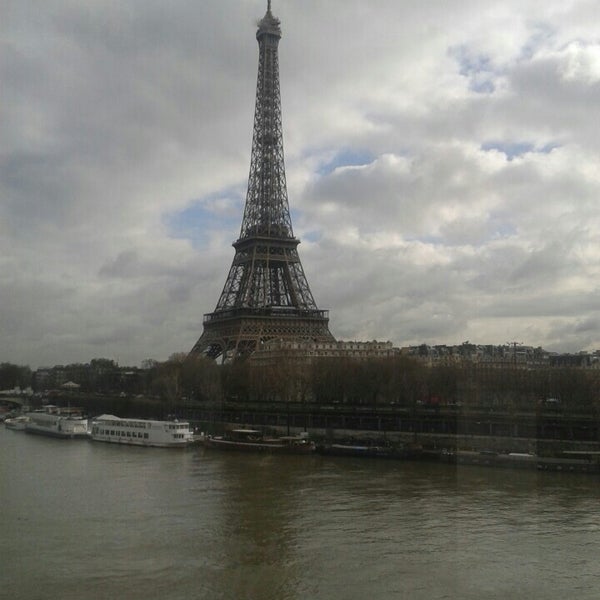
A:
[25, 392, 600, 458]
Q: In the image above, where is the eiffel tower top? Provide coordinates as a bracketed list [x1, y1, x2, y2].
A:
[257, 1, 281, 39]
[239, 0, 293, 241]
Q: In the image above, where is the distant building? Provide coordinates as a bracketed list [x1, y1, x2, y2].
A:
[33, 368, 54, 391]
[549, 353, 595, 368]
[401, 343, 600, 369]
[32, 360, 146, 395]
[250, 339, 399, 365]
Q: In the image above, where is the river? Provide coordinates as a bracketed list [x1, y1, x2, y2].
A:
[2, 427, 600, 599]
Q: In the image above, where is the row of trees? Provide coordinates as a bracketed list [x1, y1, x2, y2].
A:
[158, 354, 600, 411]
[4, 354, 600, 411]
[0, 363, 32, 391]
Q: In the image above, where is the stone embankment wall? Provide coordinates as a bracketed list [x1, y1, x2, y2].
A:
[236, 424, 600, 456]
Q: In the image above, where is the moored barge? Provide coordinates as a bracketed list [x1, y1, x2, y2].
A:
[204, 428, 315, 454]
[25, 405, 88, 439]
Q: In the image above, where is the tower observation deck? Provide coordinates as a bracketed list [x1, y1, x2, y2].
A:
[190, 1, 335, 360]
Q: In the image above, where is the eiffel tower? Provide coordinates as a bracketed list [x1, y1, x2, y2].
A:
[190, 1, 335, 360]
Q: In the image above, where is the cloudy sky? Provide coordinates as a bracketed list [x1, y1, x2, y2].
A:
[2, 0, 600, 368]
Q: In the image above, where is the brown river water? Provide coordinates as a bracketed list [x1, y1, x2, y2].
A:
[2, 426, 600, 599]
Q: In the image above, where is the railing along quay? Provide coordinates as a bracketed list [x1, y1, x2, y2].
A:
[174, 401, 600, 445]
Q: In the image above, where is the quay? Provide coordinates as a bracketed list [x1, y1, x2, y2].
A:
[20, 393, 600, 472]
[175, 400, 600, 451]
[181, 400, 600, 473]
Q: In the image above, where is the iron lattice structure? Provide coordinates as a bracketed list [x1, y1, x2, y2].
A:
[191, 2, 334, 360]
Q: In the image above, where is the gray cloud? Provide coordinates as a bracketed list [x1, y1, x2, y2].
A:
[2, 0, 600, 367]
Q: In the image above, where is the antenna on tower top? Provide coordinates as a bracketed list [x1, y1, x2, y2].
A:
[267, 0, 272, 12]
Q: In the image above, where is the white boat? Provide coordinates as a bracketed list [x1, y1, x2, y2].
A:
[4, 415, 30, 431]
[90, 414, 195, 448]
[25, 405, 88, 439]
